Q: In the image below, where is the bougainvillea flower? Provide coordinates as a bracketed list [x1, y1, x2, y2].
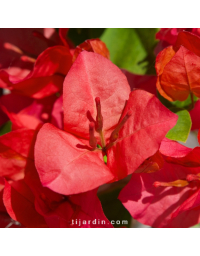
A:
[156, 28, 200, 46]
[119, 138, 200, 227]
[0, 128, 41, 227]
[0, 28, 60, 79]
[0, 45, 72, 99]
[0, 128, 49, 228]
[156, 31, 200, 102]
[0, 128, 36, 181]
[156, 45, 200, 102]
[155, 28, 200, 55]
[0, 126, 112, 228]
[35, 51, 178, 195]
[3, 158, 112, 228]
[0, 93, 59, 130]
[119, 160, 200, 228]
[4, 177, 113, 228]
[24, 164, 112, 228]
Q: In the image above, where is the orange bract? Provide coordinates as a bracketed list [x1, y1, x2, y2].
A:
[156, 32, 200, 102]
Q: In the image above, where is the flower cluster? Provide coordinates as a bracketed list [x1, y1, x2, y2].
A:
[1, 28, 200, 228]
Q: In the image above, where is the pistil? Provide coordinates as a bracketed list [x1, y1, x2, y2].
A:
[153, 180, 189, 188]
[4, 42, 24, 54]
[89, 122, 97, 149]
[95, 97, 106, 149]
[110, 110, 132, 143]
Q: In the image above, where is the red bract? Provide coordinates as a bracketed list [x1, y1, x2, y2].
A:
[35, 51, 178, 195]
[156, 28, 186, 45]
[0, 128, 44, 228]
[0, 34, 111, 100]
[3, 178, 48, 228]
[0, 46, 72, 99]
[1, 129, 112, 228]
[119, 139, 200, 227]
[0, 128, 35, 181]
[119, 162, 200, 228]
[156, 29, 200, 46]
[159, 138, 200, 167]
[26, 164, 113, 228]
[4, 174, 112, 228]
[0, 94, 32, 127]
[155, 29, 200, 55]
[156, 31, 200, 101]
[0, 93, 60, 130]
[190, 99, 200, 130]
[0, 28, 59, 77]
[50, 95, 63, 130]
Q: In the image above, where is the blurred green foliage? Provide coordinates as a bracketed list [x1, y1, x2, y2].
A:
[68, 28, 105, 46]
[0, 121, 12, 136]
[100, 28, 159, 75]
[98, 184, 132, 228]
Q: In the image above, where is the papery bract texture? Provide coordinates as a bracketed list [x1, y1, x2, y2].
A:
[63, 51, 131, 142]
[156, 31, 200, 101]
[156, 46, 200, 101]
[35, 123, 114, 195]
[107, 90, 178, 180]
[35, 51, 178, 195]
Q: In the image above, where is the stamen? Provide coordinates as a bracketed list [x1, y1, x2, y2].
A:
[110, 110, 132, 143]
[4, 42, 23, 54]
[153, 180, 189, 188]
[89, 122, 97, 149]
[21, 55, 36, 63]
[186, 173, 200, 182]
[95, 97, 103, 132]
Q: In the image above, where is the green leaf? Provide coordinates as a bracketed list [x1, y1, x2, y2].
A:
[191, 223, 200, 228]
[166, 109, 191, 142]
[98, 184, 132, 228]
[100, 28, 159, 75]
[0, 121, 12, 136]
